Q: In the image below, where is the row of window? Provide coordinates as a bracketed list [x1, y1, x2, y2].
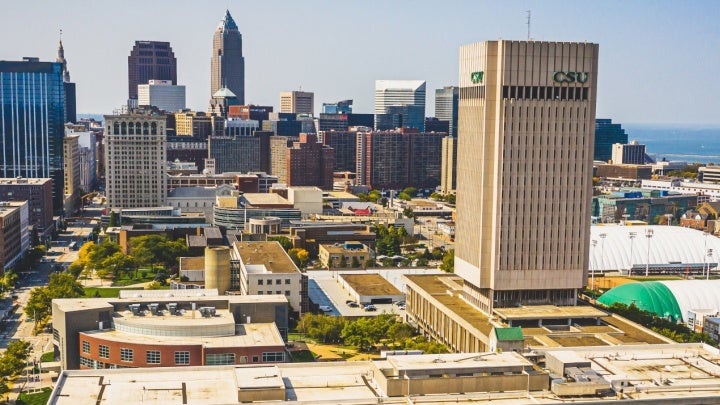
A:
[258, 279, 292, 285]
[257, 291, 291, 296]
[83, 341, 190, 365]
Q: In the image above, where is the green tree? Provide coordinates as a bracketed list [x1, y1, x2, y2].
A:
[402, 207, 415, 218]
[444, 194, 456, 205]
[297, 313, 346, 343]
[368, 190, 382, 201]
[338, 256, 347, 268]
[439, 249, 455, 273]
[351, 256, 361, 268]
[145, 281, 163, 290]
[157, 238, 189, 271]
[0, 340, 31, 376]
[0, 377, 9, 398]
[25, 273, 84, 323]
[388, 322, 415, 345]
[102, 252, 136, 278]
[0, 270, 18, 294]
[401, 187, 418, 198]
[268, 236, 293, 251]
[430, 192, 443, 200]
[397, 192, 412, 201]
[108, 211, 119, 227]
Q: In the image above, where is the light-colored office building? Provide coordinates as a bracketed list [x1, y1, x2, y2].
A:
[104, 113, 167, 209]
[279, 91, 314, 115]
[435, 86, 458, 137]
[374, 80, 426, 131]
[63, 134, 81, 215]
[611, 140, 645, 164]
[440, 136, 457, 194]
[137, 79, 186, 112]
[454, 40, 598, 314]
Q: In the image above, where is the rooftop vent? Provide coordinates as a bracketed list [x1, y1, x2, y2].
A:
[198, 307, 216, 318]
[128, 304, 142, 316]
[148, 303, 161, 316]
[168, 303, 178, 315]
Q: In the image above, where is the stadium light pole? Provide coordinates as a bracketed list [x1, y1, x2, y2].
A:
[599, 233, 607, 276]
[707, 249, 713, 280]
[591, 240, 598, 292]
[628, 232, 637, 276]
[645, 228, 654, 277]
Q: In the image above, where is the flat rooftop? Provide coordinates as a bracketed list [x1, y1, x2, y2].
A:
[340, 273, 402, 296]
[233, 241, 299, 274]
[382, 352, 532, 374]
[180, 256, 205, 271]
[54, 294, 286, 313]
[494, 305, 608, 321]
[321, 243, 369, 254]
[243, 193, 290, 206]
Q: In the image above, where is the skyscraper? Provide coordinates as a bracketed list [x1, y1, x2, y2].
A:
[56, 37, 76, 123]
[104, 111, 167, 209]
[127, 41, 177, 103]
[435, 86, 458, 137]
[0, 57, 66, 212]
[287, 133, 334, 190]
[211, 10, 245, 104]
[594, 118, 628, 162]
[374, 80, 426, 131]
[455, 40, 598, 314]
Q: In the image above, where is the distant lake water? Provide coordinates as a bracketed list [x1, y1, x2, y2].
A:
[625, 125, 720, 164]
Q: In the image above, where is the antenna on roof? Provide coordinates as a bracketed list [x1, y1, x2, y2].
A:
[526, 10, 531, 40]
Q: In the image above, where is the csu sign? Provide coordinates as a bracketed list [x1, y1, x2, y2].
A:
[552, 71, 588, 84]
[470, 71, 484, 84]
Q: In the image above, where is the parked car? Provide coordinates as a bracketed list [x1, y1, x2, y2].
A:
[363, 305, 377, 312]
[346, 301, 359, 308]
[319, 305, 332, 312]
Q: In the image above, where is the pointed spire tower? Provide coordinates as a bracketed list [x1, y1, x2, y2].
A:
[56, 29, 71, 82]
[210, 9, 245, 104]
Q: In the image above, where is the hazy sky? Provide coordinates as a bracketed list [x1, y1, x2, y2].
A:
[2, 0, 718, 125]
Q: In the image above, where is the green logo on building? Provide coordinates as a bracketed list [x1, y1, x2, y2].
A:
[471, 71, 484, 84]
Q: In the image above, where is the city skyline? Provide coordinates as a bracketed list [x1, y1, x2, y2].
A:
[1, 1, 718, 125]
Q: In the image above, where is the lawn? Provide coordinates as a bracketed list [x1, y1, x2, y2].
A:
[289, 350, 316, 362]
[82, 287, 134, 298]
[40, 351, 55, 363]
[16, 387, 52, 405]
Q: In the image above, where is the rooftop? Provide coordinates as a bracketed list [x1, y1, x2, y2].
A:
[340, 273, 402, 296]
[320, 243, 369, 254]
[233, 241, 299, 274]
[493, 305, 607, 321]
[54, 293, 285, 313]
[242, 193, 291, 206]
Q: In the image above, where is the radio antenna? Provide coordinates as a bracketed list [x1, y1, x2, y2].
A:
[526, 10, 531, 40]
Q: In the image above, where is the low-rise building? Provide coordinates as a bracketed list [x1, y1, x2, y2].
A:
[0, 201, 28, 272]
[319, 242, 372, 269]
[52, 291, 289, 370]
[0, 177, 54, 240]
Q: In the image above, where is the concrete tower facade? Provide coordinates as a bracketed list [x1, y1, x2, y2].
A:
[211, 10, 245, 104]
[455, 40, 599, 314]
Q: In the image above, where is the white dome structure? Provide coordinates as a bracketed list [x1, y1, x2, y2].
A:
[589, 225, 720, 274]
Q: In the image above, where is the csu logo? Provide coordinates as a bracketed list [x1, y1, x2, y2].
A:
[470, 71, 484, 84]
[552, 71, 588, 83]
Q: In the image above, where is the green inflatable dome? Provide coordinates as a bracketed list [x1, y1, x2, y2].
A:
[597, 281, 683, 321]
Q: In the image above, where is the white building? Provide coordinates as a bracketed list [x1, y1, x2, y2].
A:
[642, 178, 720, 202]
[138, 79, 186, 112]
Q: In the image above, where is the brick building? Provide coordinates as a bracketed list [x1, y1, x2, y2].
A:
[287, 133, 334, 190]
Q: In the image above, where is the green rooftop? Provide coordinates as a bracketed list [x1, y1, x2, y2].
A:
[494, 327, 524, 341]
[597, 281, 683, 321]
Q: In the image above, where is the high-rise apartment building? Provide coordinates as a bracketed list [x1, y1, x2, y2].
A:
[279, 91, 314, 115]
[374, 80, 426, 131]
[455, 40, 598, 314]
[287, 134, 334, 190]
[0, 58, 66, 212]
[104, 112, 167, 209]
[269, 136, 296, 184]
[318, 130, 358, 173]
[612, 140, 646, 165]
[440, 136, 457, 194]
[356, 129, 443, 190]
[211, 10, 245, 104]
[209, 131, 271, 174]
[595, 118, 628, 162]
[127, 41, 177, 103]
[138, 80, 186, 112]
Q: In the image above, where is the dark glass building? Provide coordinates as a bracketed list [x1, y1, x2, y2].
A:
[128, 41, 177, 102]
[209, 131, 271, 174]
[595, 118, 628, 162]
[0, 58, 66, 212]
[211, 10, 245, 104]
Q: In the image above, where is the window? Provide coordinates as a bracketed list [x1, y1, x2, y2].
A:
[275, 279, 281, 285]
[239, 356, 248, 364]
[120, 348, 133, 362]
[175, 351, 190, 365]
[276, 291, 281, 295]
[99, 345, 109, 359]
[206, 353, 236, 365]
[82, 341, 90, 354]
[146, 350, 160, 364]
[285, 291, 290, 296]
[262, 352, 285, 362]
[257, 279, 263, 285]
[252, 356, 259, 363]
[285, 279, 290, 284]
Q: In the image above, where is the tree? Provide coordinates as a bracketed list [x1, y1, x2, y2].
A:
[397, 192, 412, 201]
[297, 313, 346, 343]
[0, 340, 30, 376]
[268, 236, 293, 252]
[351, 256, 361, 268]
[103, 252, 136, 279]
[129, 234, 167, 271]
[0, 377, 9, 398]
[146, 281, 163, 290]
[402, 207, 415, 218]
[157, 238, 189, 272]
[338, 256, 347, 268]
[26, 273, 84, 324]
[444, 194, 456, 205]
[401, 187, 418, 198]
[288, 248, 309, 269]
[430, 192, 443, 200]
[439, 249, 455, 273]
[388, 322, 415, 345]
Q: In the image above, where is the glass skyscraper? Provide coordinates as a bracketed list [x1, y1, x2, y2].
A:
[594, 118, 628, 162]
[435, 86, 458, 137]
[0, 58, 66, 212]
[374, 80, 426, 131]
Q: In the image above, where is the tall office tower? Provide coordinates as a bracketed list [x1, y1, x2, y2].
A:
[322, 99, 353, 114]
[211, 10, 245, 104]
[594, 118, 628, 162]
[612, 140, 646, 165]
[318, 130, 357, 173]
[455, 40, 598, 314]
[269, 136, 296, 183]
[374, 80, 426, 131]
[138, 80, 186, 112]
[56, 38, 76, 123]
[209, 131, 270, 174]
[0, 58, 66, 212]
[435, 86, 459, 137]
[440, 136, 457, 194]
[128, 41, 177, 103]
[63, 134, 81, 215]
[279, 91, 314, 115]
[287, 133, 334, 190]
[355, 129, 443, 190]
[104, 112, 167, 209]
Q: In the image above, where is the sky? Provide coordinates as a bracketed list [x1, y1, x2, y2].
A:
[1, 0, 719, 126]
